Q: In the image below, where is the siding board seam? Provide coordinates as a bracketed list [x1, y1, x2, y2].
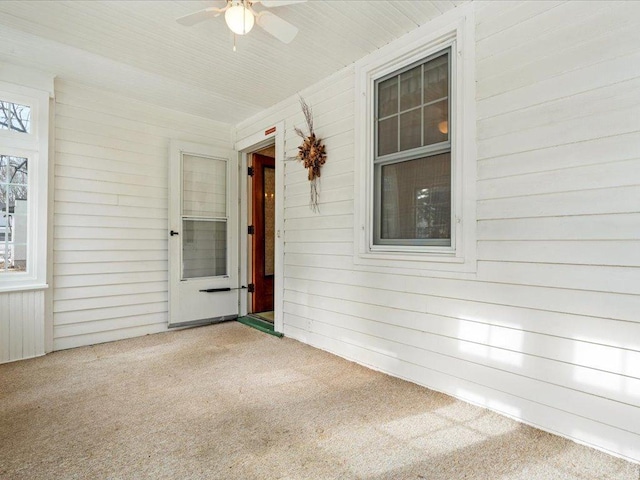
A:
[283, 283, 640, 325]
[284, 313, 640, 434]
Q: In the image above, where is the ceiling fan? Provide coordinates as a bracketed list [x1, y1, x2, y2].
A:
[176, 0, 306, 45]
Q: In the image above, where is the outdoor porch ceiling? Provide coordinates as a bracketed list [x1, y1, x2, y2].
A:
[0, 0, 466, 124]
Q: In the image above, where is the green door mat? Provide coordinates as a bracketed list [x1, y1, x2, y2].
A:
[237, 316, 284, 338]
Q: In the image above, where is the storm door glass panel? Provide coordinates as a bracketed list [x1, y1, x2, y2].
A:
[0, 155, 29, 272]
[263, 166, 275, 276]
[181, 154, 227, 279]
[183, 154, 226, 217]
[182, 220, 226, 278]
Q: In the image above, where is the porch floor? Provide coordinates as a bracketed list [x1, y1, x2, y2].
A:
[0, 322, 636, 479]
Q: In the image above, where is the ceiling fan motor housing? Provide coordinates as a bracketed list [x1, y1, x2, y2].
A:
[225, 1, 255, 35]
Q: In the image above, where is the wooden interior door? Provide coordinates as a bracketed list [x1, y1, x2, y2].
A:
[252, 153, 275, 313]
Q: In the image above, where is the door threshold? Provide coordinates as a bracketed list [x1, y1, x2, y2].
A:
[169, 315, 237, 329]
[250, 311, 274, 324]
[237, 316, 283, 338]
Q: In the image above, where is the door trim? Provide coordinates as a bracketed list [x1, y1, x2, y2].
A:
[251, 153, 275, 313]
[236, 122, 285, 334]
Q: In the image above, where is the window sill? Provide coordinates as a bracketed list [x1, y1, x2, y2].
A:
[0, 282, 49, 294]
[354, 249, 476, 277]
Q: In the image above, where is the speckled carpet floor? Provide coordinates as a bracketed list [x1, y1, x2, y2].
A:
[0, 322, 637, 479]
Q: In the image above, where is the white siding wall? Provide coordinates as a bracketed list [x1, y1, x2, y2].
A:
[236, 1, 640, 463]
[0, 290, 45, 362]
[52, 80, 232, 350]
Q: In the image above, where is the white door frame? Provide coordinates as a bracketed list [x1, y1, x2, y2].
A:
[236, 122, 285, 334]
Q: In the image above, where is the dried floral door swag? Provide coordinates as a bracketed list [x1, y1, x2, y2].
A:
[294, 96, 326, 213]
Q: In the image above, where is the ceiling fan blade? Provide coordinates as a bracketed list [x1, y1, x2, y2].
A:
[258, 0, 307, 7]
[256, 11, 299, 43]
[176, 6, 225, 26]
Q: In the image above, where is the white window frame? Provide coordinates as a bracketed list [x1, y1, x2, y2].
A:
[373, 48, 453, 248]
[0, 82, 50, 292]
[354, 4, 477, 274]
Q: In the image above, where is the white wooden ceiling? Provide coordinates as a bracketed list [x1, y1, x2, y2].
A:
[0, 0, 466, 124]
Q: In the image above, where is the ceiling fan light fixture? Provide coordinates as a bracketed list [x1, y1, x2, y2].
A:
[225, 2, 255, 35]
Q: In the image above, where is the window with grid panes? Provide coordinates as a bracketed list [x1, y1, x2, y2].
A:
[374, 49, 451, 246]
[0, 99, 31, 274]
[0, 82, 50, 292]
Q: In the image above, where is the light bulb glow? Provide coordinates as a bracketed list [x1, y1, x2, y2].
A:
[225, 4, 254, 35]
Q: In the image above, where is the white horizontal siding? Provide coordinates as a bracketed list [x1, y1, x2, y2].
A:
[235, 0, 640, 463]
[52, 80, 232, 350]
[0, 290, 45, 363]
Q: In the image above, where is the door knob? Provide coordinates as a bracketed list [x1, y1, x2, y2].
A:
[170, 230, 179, 236]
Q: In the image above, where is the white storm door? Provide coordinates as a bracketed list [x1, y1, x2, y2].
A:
[168, 141, 238, 327]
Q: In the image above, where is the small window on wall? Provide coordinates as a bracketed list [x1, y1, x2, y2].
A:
[374, 49, 451, 247]
[355, 7, 476, 271]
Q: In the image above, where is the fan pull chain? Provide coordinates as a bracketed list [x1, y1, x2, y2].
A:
[233, 33, 237, 52]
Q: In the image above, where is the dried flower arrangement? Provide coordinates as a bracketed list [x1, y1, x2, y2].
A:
[294, 96, 326, 212]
